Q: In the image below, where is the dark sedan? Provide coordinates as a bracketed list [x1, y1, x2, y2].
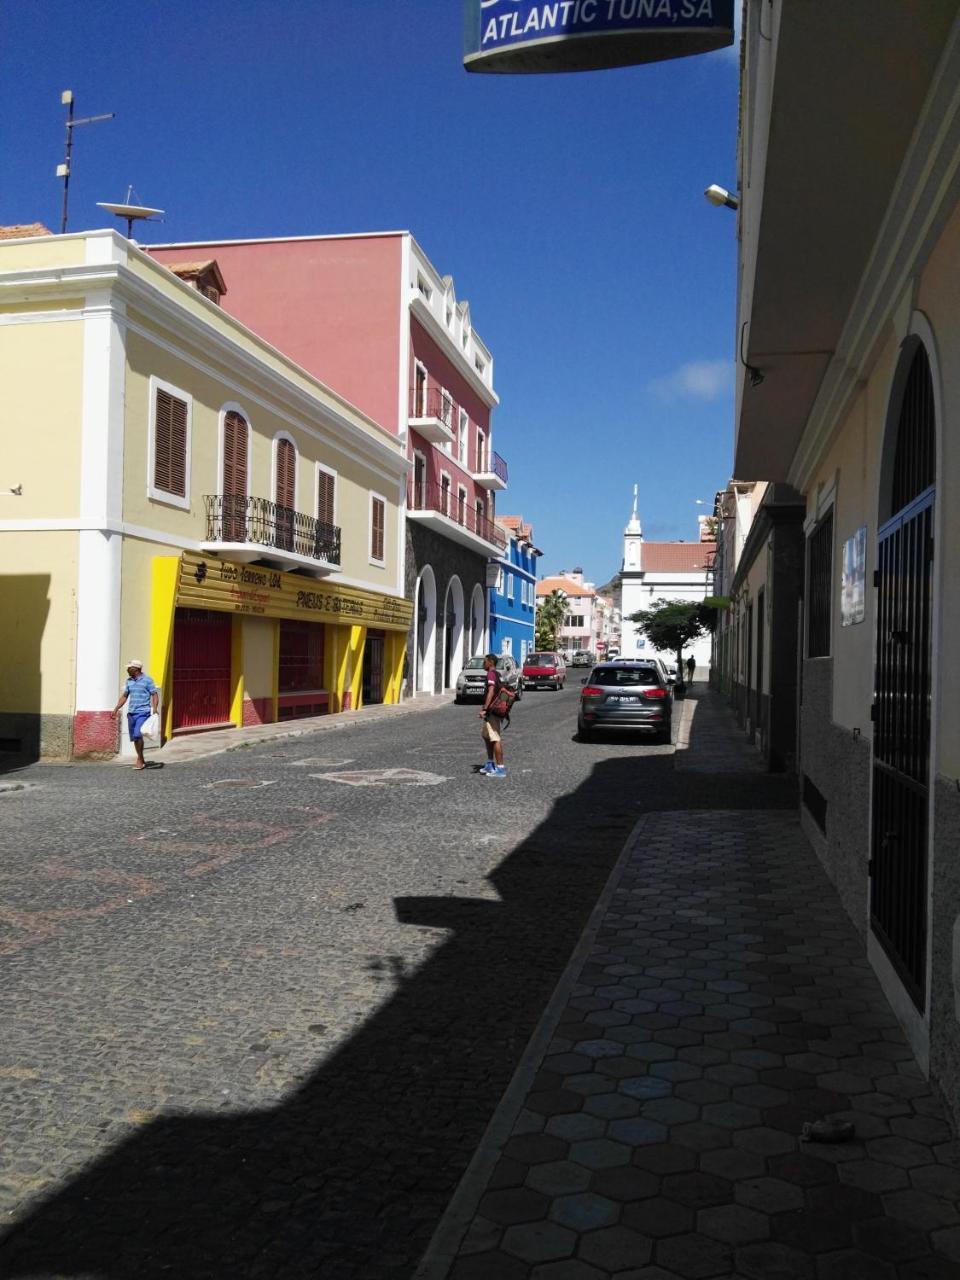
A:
[576, 661, 672, 743]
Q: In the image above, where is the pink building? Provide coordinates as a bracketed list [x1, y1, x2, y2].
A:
[150, 233, 508, 695]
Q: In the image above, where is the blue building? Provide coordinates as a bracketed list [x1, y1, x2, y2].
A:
[488, 516, 542, 662]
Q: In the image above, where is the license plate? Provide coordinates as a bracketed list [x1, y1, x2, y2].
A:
[609, 695, 639, 703]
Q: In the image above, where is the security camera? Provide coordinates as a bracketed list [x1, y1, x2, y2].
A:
[704, 184, 739, 211]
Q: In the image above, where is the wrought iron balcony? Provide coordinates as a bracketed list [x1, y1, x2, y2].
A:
[408, 385, 456, 444]
[473, 449, 508, 491]
[204, 495, 342, 566]
[408, 480, 507, 553]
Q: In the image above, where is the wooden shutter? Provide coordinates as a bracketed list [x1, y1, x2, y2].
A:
[275, 438, 296, 510]
[223, 411, 248, 496]
[371, 496, 385, 561]
[318, 469, 335, 527]
[154, 388, 187, 498]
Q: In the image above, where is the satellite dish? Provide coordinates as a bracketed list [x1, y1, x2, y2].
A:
[96, 199, 165, 239]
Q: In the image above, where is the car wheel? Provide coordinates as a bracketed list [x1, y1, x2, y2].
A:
[576, 722, 592, 741]
[454, 695, 463, 704]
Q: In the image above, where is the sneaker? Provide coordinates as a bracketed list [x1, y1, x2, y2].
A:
[478, 761, 495, 774]
[485, 766, 506, 779]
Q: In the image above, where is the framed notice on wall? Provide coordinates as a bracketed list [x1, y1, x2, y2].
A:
[841, 525, 867, 627]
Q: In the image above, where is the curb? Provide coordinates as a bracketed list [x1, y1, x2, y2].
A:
[412, 813, 652, 1280]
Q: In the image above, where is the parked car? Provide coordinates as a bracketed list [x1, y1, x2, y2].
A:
[571, 650, 593, 667]
[577, 660, 672, 743]
[605, 647, 620, 659]
[454, 654, 522, 703]
[522, 651, 566, 691]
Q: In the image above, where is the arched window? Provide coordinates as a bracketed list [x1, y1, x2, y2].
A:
[275, 437, 296, 551]
[222, 410, 248, 541]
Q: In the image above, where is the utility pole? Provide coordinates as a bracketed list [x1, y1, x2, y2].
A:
[57, 90, 115, 234]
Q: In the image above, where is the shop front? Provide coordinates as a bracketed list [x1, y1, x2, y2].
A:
[151, 553, 412, 740]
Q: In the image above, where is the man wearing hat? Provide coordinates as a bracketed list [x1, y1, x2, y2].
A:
[113, 660, 160, 770]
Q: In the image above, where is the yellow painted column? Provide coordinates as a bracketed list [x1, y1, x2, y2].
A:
[150, 557, 179, 742]
[230, 616, 244, 728]
[271, 620, 280, 723]
[346, 625, 366, 711]
[384, 632, 406, 704]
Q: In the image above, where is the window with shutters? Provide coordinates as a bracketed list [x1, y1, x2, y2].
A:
[221, 406, 250, 541]
[147, 377, 191, 509]
[370, 492, 386, 565]
[317, 465, 336, 528]
[274, 435, 297, 551]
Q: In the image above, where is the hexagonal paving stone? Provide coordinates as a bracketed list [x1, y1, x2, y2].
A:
[502, 1220, 578, 1265]
[912, 1164, 960, 1201]
[529, 1260, 607, 1280]
[570, 1138, 632, 1170]
[623, 1195, 694, 1239]
[734, 1241, 815, 1280]
[634, 1143, 699, 1176]
[661, 1173, 732, 1212]
[866, 1134, 938, 1170]
[702, 1101, 762, 1130]
[807, 1183, 881, 1221]
[579, 1224, 653, 1271]
[480, 1186, 553, 1226]
[651, 1061, 704, 1083]
[697, 1204, 769, 1246]
[549, 1192, 620, 1232]
[676, 1080, 730, 1106]
[504, 1134, 570, 1165]
[527, 1089, 587, 1117]
[527, 1161, 594, 1197]
[620, 1076, 673, 1101]
[451, 1249, 529, 1279]
[882, 1188, 960, 1231]
[547, 1113, 607, 1143]
[640, 1097, 700, 1127]
[655, 1230, 735, 1278]
[816, 1248, 897, 1279]
[772, 1209, 852, 1254]
[733, 1126, 796, 1157]
[608, 1117, 669, 1147]
[565, 1073, 615, 1097]
[838, 1159, 910, 1194]
[853, 1216, 931, 1263]
[672, 1122, 732, 1153]
[930, 1225, 960, 1263]
[627, 1042, 677, 1063]
[892, 1115, 956, 1146]
[591, 1164, 660, 1203]
[490, 1157, 528, 1189]
[735, 1176, 804, 1214]
[700, 1148, 766, 1182]
[459, 1215, 502, 1256]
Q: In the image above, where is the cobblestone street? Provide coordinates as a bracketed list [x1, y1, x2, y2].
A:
[1, 686, 954, 1279]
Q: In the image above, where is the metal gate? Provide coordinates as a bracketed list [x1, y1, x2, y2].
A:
[172, 609, 232, 732]
[870, 344, 936, 1008]
[363, 630, 385, 706]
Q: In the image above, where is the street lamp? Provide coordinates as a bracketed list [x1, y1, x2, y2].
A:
[704, 183, 739, 211]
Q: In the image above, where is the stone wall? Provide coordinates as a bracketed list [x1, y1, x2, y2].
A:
[799, 657, 872, 936]
[0, 711, 73, 762]
[930, 775, 960, 1132]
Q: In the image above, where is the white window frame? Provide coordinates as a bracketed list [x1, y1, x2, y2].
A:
[507, 572, 514, 602]
[369, 489, 387, 567]
[217, 401, 254, 500]
[412, 448, 428, 508]
[316, 461, 338, 526]
[457, 484, 468, 526]
[147, 375, 193, 510]
[502, 636, 513, 656]
[413, 360, 429, 418]
[476, 428, 486, 473]
[458, 408, 469, 465]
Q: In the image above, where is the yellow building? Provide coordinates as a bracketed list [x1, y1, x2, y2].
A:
[0, 229, 411, 759]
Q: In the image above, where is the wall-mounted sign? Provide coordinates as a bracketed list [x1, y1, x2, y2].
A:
[176, 553, 413, 631]
[841, 526, 866, 627]
[464, 0, 735, 73]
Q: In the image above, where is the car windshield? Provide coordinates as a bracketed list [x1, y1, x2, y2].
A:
[463, 657, 486, 670]
[526, 654, 555, 666]
[591, 667, 659, 686]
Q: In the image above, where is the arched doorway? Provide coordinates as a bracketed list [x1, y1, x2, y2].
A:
[871, 338, 937, 1009]
[414, 566, 437, 695]
[443, 576, 464, 690]
[469, 583, 486, 657]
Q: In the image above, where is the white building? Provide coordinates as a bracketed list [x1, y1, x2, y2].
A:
[536, 571, 596, 653]
[619, 489, 716, 674]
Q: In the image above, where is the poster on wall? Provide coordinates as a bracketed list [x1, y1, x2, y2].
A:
[841, 525, 866, 627]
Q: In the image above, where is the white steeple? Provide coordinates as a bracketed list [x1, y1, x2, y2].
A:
[622, 484, 643, 572]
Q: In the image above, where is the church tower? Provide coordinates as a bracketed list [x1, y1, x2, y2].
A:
[620, 486, 644, 658]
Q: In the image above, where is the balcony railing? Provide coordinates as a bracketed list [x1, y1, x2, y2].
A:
[204, 494, 342, 565]
[409, 385, 454, 427]
[408, 480, 507, 551]
[474, 449, 509, 489]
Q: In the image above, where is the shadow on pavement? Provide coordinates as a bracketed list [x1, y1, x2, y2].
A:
[0, 696, 795, 1279]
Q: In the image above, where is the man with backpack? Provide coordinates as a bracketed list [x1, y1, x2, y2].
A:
[478, 653, 513, 778]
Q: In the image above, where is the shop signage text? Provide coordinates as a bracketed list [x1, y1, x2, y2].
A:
[464, 0, 734, 72]
[176, 554, 413, 631]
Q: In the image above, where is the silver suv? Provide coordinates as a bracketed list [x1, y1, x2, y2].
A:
[454, 654, 522, 703]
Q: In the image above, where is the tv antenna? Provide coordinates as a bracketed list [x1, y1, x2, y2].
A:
[57, 90, 115, 234]
[97, 187, 165, 239]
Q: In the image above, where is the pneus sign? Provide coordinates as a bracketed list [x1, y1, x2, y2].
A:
[464, 0, 734, 73]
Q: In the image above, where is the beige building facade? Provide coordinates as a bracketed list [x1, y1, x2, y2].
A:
[0, 230, 411, 759]
[735, 2, 960, 1114]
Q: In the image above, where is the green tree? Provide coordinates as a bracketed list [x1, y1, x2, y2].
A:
[535, 589, 566, 650]
[629, 598, 724, 681]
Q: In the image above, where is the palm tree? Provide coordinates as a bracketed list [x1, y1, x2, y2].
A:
[535, 589, 567, 650]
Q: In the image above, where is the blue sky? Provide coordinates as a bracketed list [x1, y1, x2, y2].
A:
[2, 1, 740, 585]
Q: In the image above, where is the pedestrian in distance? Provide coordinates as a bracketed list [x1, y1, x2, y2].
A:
[479, 653, 507, 778]
[686, 655, 696, 685]
[113, 660, 159, 771]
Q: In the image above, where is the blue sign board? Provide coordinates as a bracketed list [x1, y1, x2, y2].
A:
[465, 0, 735, 73]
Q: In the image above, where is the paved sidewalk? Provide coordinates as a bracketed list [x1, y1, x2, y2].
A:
[674, 688, 765, 773]
[109, 692, 450, 766]
[417, 696, 960, 1280]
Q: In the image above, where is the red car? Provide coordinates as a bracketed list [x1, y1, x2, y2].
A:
[522, 651, 566, 691]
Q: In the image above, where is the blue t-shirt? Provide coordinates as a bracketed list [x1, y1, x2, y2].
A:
[125, 674, 158, 713]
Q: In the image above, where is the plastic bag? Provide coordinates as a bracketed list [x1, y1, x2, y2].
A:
[140, 712, 161, 741]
